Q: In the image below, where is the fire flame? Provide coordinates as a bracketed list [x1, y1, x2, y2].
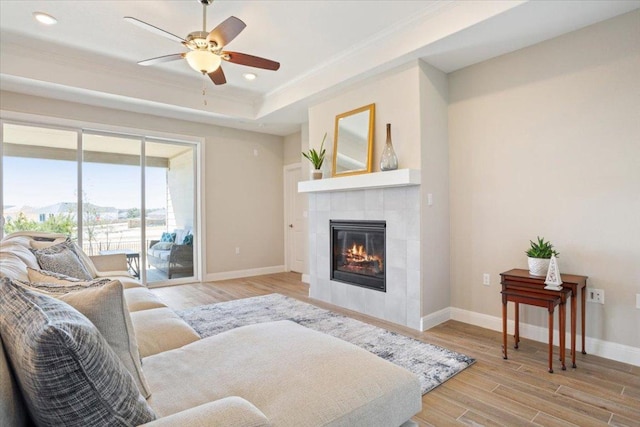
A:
[345, 243, 383, 271]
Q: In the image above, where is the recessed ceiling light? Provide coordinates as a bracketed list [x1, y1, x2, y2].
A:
[243, 73, 257, 81]
[33, 12, 57, 26]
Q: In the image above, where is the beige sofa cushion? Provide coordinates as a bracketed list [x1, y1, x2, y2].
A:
[60, 281, 152, 398]
[143, 320, 421, 426]
[131, 308, 200, 358]
[140, 397, 271, 427]
[124, 287, 168, 312]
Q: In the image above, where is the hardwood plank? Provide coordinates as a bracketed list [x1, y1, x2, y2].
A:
[414, 406, 464, 426]
[609, 413, 640, 427]
[532, 411, 581, 427]
[447, 375, 539, 421]
[436, 383, 534, 426]
[622, 385, 640, 400]
[557, 385, 640, 422]
[493, 385, 610, 426]
[459, 410, 513, 427]
[150, 272, 640, 427]
[420, 390, 467, 419]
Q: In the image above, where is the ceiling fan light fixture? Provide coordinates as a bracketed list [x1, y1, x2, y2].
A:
[33, 12, 57, 25]
[186, 50, 221, 74]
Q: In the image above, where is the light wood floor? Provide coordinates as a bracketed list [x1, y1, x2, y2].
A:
[151, 272, 640, 427]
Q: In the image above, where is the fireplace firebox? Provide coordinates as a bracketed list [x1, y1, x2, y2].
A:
[330, 220, 386, 292]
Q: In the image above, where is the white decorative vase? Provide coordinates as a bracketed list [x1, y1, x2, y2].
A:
[312, 169, 323, 180]
[528, 257, 550, 276]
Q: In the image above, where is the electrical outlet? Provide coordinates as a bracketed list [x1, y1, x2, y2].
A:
[482, 273, 490, 286]
[587, 288, 605, 304]
[235, 247, 240, 255]
[636, 294, 640, 309]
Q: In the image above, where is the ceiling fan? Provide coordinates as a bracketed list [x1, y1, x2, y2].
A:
[124, 0, 280, 85]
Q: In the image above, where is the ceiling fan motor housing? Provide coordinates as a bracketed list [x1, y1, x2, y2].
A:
[186, 31, 213, 50]
[198, 0, 214, 5]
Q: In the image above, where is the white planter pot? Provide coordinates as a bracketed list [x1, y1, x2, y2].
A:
[528, 257, 550, 276]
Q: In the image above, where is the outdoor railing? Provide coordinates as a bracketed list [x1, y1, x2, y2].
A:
[82, 240, 143, 256]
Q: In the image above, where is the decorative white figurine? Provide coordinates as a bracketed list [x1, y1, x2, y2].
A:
[544, 255, 563, 290]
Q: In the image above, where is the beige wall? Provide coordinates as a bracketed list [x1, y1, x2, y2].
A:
[0, 91, 285, 276]
[448, 10, 640, 348]
[283, 131, 302, 166]
[308, 63, 422, 174]
[419, 61, 450, 315]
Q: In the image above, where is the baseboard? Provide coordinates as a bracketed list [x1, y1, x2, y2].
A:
[204, 265, 285, 282]
[301, 274, 310, 284]
[449, 307, 640, 367]
[420, 307, 451, 331]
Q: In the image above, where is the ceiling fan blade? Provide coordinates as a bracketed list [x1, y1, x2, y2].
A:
[206, 16, 246, 48]
[138, 53, 185, 66]
[124, 16, 185, 44]
[223, 52, 280, 71]
[208, 67, 227, 85]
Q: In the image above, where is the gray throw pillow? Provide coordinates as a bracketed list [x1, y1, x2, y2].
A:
[30, 240, 93, 280]
[59, 280, 152, 398]
[0, 278, 156, 427]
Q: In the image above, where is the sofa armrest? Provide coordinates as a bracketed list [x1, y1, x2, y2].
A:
[139, 397, 271, 427]
[169, 244, 192, 264]
[90, 254, 127, 273]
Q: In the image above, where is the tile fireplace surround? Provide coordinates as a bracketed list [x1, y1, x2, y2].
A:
[303, 171, 421, 330]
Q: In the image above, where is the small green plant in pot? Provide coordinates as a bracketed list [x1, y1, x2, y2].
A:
[526, 236, 559, 276]
[302, 133, 327, 180]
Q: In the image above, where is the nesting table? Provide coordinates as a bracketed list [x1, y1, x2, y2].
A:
[500, 268, 588, 371]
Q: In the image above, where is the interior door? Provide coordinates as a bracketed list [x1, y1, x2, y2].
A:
[285, 165, 305, 273]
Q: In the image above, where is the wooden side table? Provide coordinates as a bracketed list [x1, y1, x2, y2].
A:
[501, 288, 569, 373]
[500, 269, 588, 368]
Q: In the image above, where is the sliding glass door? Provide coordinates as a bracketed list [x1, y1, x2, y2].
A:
[145, 140, 196, 284]
[1, 120, 199, 285]
[81, 132, 143, 281]
[1, 123, 79, 237]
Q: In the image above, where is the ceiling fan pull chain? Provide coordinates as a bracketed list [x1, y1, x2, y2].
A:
[202, 74, 208, 106]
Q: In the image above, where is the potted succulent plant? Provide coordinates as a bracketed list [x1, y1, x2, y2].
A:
[302, 133, 327, 180]
[526, 236, 559, 276]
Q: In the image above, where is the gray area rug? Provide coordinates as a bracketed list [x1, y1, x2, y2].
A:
[177, 293, 475, 394]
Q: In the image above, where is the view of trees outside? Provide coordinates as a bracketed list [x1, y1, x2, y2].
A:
[4, 212, 75, 235]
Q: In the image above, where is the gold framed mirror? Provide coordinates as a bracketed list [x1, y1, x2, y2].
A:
[332, 103, 375, 177]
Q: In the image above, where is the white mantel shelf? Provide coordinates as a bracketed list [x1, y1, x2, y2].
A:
[298, 169, 420, 193]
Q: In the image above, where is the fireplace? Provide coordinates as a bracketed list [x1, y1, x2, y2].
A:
[330, 220, 386, 292]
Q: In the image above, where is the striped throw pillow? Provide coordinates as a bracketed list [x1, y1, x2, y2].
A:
[0, 278, 156, 427]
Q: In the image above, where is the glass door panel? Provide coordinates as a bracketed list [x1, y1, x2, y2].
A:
[81, 133, 142, 279]
[1, 123, 79, 238]
[145, 140, 195, 284]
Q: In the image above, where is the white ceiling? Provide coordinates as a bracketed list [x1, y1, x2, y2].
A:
[1, 0, 638, 136]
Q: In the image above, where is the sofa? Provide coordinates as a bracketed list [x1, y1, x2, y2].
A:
[0, 231, 422, 427]
[147, 229, 194, 279]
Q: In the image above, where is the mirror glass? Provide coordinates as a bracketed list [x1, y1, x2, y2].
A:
[332, 103, 375, 177]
